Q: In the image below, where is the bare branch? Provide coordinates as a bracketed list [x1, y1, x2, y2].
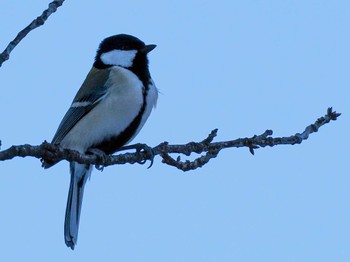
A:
[0, 0, 65, 67]
[0, 107, 341, 171]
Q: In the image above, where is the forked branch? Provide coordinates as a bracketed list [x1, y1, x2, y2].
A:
[0, 108, 341, 171]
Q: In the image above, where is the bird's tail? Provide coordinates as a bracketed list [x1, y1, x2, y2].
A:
[64, 162, 92, 250]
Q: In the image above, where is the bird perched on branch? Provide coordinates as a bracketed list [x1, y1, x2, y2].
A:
[42, 34, 158, 249]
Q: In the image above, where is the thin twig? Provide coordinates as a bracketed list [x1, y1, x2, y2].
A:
[0, 0, 65, 67]
[0, 108, 341, 172]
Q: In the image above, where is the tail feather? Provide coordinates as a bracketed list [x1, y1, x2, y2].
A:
[64, 162, 92, 250]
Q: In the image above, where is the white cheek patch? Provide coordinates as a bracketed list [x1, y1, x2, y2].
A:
[100, 49, 137, 67]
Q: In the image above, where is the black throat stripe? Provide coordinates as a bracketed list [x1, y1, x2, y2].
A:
[90, 51, 152, 154]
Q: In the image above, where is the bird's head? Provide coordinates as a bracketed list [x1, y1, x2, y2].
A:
[94, 34, 156, 69]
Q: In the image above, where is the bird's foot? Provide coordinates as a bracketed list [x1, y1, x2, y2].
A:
[123, 143, 155, 168]
[87, 148, 109, 171]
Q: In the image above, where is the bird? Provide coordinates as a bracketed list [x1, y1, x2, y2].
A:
[42, 34, 158, 250]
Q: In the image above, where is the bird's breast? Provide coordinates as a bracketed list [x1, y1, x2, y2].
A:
[61, 67, 145, 152]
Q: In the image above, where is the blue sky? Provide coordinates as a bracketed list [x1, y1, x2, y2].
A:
[0, 1, 349, 261]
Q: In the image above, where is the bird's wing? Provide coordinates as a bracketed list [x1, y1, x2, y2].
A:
[51, 68, 111, 144]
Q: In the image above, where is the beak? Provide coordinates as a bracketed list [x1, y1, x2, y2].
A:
[141, 44, 157, 54]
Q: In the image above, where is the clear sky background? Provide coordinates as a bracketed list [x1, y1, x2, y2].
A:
[0, 1, 348, 261]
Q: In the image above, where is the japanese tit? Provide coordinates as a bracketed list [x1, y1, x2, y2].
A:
[42, 34, 158, 249]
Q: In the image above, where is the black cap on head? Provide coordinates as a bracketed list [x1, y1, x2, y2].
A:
[97, 34, 146, 55]
[94, 34, 153, 69]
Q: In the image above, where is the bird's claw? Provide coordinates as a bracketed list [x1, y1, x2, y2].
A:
[87, 148, 109, 171]
[134, 143, 155, 168]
